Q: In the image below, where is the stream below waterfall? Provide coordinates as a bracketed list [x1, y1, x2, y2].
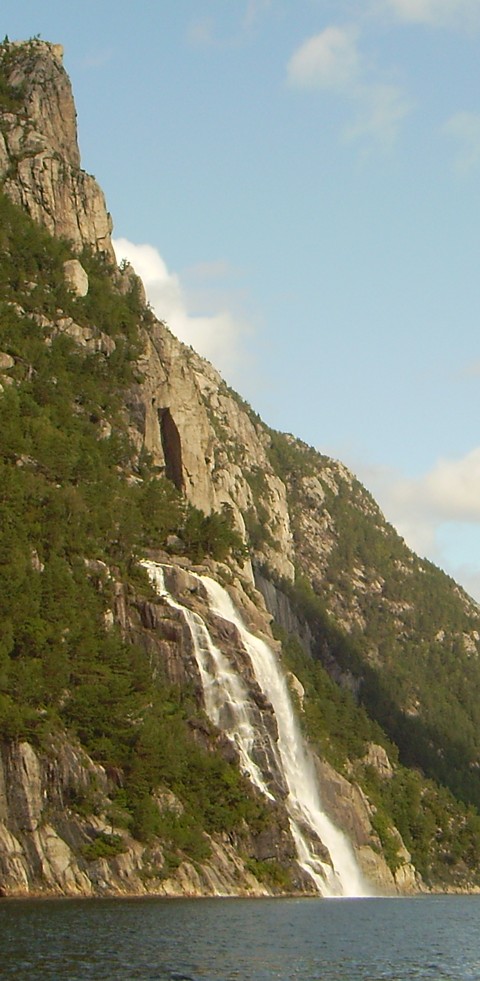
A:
[143, 561, 370, 898]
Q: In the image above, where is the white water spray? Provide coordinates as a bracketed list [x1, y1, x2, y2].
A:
[145, 563, 271, 798]
[144, 561, 370, 897]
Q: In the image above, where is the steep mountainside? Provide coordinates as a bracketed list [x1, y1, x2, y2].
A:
[1, 38, 480, 897]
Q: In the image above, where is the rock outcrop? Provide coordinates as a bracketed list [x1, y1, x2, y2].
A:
[128, 325, 296, 583]
[0, 39, 114, 259]
[0, 737, 280, 898]
[63, 258, 89, 296]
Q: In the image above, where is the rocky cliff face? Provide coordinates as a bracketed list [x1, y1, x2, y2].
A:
[0, 39, 113, 259]
[0, 736, 282, 898]
[1, 38, 478, 898]
[0, 558, 408, 898]
[130, 325, 296, 583]
[0, 38, 294, 584]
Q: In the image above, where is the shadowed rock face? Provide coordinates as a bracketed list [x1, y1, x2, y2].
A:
[0, 39, 114, 258]
[158, 407, 184, 491]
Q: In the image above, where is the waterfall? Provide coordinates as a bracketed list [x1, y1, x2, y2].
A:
[143, 561, 370, 898]
[144, 562, 272, 799]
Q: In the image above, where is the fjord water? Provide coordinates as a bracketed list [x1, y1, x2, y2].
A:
[143, 562, 368, 897]
[2, 895, 480, 980]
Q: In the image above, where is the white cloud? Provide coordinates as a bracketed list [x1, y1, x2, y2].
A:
[357, 448, 480, 601]
[371, 447, 480, 535]
[112, 238, 252, 381]
[413, 448, 480, 522]
[287, 26, 360, 90]
[287, 25, 410, 146]
[444, 111, 480, 173]
[387, 0, 480, 29]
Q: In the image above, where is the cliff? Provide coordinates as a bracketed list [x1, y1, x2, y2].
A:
[0, 39, 113, 259]
[1, 38, 480, 897]
[0, 737, 288, 899]
[0, 559, 407, 898]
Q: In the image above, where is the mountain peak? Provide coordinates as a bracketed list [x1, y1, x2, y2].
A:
[0, 38, 114, 259]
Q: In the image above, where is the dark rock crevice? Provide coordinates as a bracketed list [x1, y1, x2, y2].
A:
[158, 407, 184, 491]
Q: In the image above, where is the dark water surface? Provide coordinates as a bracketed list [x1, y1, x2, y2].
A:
[1, 894, 480, 980]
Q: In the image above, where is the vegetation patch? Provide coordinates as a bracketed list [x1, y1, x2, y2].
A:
[0, 37, 28, 113]
[244, 857, 292, 891]
[83, 832, 125, 861]
[275, 617, 480, 887]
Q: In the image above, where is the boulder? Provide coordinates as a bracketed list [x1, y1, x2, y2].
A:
[63, 258, 89, 296]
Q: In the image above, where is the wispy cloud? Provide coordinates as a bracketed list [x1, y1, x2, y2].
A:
[287, 25, 361, 90]
[113, 238, 252, 382]
[287, 25, 410, 147]
[81, 47, 113, 70]
[346, 81, 411, 146]
[187, 1, 273, 48]
[386, 0, 480, 29]
[244, 0, 273, 29]
[186, 17, 216, 48]
[443, 111, 480, 172]
[186, 259, 232, 280]
[462, 358, 480, 378]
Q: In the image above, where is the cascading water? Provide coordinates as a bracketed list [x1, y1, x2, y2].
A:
[143, 560, 371, 898]
[198, 574, 370, 898]
[144, 562, 272, 799]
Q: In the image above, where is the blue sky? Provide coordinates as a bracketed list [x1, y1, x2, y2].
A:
[4, 0, 480, 598]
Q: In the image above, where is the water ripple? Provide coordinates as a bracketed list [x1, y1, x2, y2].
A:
[1, 895, 480, 980]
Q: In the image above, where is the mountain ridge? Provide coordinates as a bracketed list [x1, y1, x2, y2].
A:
[1, 37, 479, 897]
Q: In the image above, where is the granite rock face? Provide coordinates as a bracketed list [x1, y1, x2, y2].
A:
[0, 39, 114, 258]
[63, 258, 89, 296]
[0, 737, 279, 898]
[130, 323, 296, 582]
